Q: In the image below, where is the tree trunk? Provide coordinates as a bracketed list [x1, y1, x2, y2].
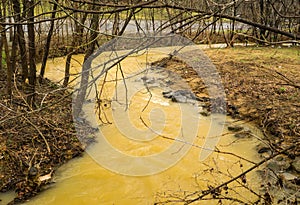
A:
[0, 3, 2, 71]
[26, 0, 37, 107]
[63, 8, 89, 88]
[73, 3, 100, 118]
[12, 0, 28, 84]
[118, 9, 135, 36]
[0, 2, 12, 97]
[259, 0, 266, 40]
[229, 0, 237, 47]
[0, 35, 2, 71]
[74, 12, 88, 53]
[2, 35, 12, 97]
[39, 0, 58, 83]
[0, 1, 18, 99]
[8, 2, 13, 42]
[63, 53, 72, 87]
[10, 28, 18, 77]
[112, 12, 120, 35]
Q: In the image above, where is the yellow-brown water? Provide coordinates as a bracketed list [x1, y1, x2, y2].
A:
[3, 47, 264, 205]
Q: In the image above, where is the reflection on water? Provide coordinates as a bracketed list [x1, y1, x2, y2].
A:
[23, 120, 261, 205]
[21, 47, 262, 204]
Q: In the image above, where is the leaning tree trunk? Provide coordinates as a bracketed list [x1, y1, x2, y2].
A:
[112, 12, 120, 36]
[118, 9, 136, 36]
[63, 9, 89, 88]
[39, 0, 59, 83]
[73, 3, 100, 118]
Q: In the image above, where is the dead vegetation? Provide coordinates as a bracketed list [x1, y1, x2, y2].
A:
[206, 46, 300, 151]
[0, 72, 95, 204]
[163, 46, 299, 152]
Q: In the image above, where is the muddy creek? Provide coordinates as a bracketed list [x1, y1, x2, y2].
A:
[3, 46, 264, 205]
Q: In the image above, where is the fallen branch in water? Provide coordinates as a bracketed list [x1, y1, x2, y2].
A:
[139, 116, 256, 164]
[181, 143, 297, 204]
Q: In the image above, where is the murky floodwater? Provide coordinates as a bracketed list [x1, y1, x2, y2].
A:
[2, 46, 263, 205]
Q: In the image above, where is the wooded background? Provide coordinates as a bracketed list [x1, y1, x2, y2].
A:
[0, 0, 299, 106]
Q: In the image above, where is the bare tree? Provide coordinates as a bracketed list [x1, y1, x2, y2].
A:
[26, 0, 37, 106]
[39, 0, 59, 83]
[73, 1, 100, 118]
[12, 0, 28, 84]
[0, 1, 12, 97]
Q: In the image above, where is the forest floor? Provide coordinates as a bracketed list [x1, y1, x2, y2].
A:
[0, 46, 299, 204]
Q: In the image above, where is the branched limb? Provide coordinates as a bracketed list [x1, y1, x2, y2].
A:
[22, 116, 51, 154]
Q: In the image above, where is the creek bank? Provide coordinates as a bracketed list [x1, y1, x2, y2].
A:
[0, 72, 96, 204]
[153, 47, 299, 204]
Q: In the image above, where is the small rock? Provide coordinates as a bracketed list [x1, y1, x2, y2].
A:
[143, 77, 155, 84]
[200, 110, 210, 116]
[266, 106, 273, 110]
[228, 104, 239, 115]
[164, 79, 173, 86]
[280, 172, 298, 181]
[162, 90, 198, 103]
[171, 95, 187, 103]
[227, 125, 244, 132]
[75, 117, 85, 123]
[234, 130, 252, 138]
[256, 169, 278, 184]
[28, 167, 38, 177]
[267, 161, 281, 172]
[291, 157, 300, 173]
[257, 143, 272, 154]
[275, 155, 285, 161]
[261, 152, 272, 158]
[267, 156, 291, 171]
[162, 91, 173, 98]
[85, 99, 93, 103]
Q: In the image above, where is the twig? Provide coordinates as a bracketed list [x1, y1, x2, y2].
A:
[23, 116, 51, 154]
[139, 116, 256, 164]
[273, 69, 300, 90]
